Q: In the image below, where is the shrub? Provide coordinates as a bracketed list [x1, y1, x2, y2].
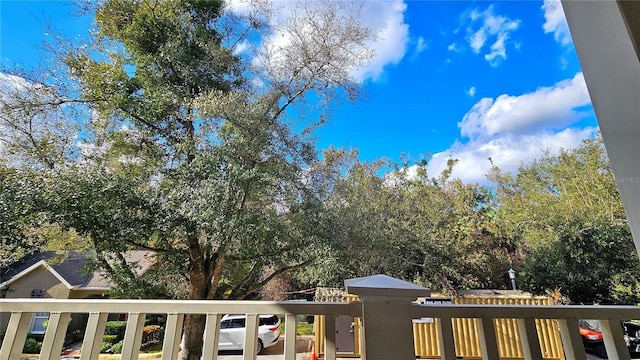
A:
[23, 337, 42, 354]
[64, 329, 84, 346]
[27, 333, 44, 342]
[104, 321, 127, 340]
[109, 341, 124, 354]
[145, 314, 166, 326]
[141, 325, 163, 350]
[102, 334, 119, 345]
[100, 341, 112, 353]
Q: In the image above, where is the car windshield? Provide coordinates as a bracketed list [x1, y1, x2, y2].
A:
[579, 319, 601, 331]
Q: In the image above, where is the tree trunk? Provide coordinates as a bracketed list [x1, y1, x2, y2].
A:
[181, 314, 207, 360]
[179, 269, 209, 360]
[179, 237, 212, 360]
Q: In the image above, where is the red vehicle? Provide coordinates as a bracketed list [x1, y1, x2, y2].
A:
[578, 319, 640, 359]
[579, 320, 607, 358]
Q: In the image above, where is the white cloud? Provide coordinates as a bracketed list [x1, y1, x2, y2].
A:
[232, 40, 250, 55]
[542, 0, 572, 45]
[466, 86, 476, 97]
[409, 36, 428, 62]
[0, 73, 41, 156]
[351, 0, 409, 82]
[447, 42, 461, 53]
[464, 5, 520, 66]
[428, 127, 596, 184]
[244, 0, 409, 84]
[0, 72, 32, 93]
[468, 28, 487, 54]
[416, 36, 428, 54]
[426, 73, 595, 184]
[459, 72, 590, 139]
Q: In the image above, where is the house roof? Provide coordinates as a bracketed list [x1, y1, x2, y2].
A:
[0, 251, 154, 291]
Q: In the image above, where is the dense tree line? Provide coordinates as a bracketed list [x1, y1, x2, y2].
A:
[488, 137, 639, 304]
[311, 137, 638, 305]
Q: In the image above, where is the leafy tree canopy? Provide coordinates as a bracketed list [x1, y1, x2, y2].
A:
[489, 136, 640, 304]
[1, 1, 376, 358]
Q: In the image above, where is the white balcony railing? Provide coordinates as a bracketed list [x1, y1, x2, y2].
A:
[1, 288, 639, 360]
[0, 298, 359, 360]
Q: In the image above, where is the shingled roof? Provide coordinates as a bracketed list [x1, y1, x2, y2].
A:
[0, 251, 154, 290]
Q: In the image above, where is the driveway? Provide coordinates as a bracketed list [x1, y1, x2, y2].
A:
[217, 336, 316, 360]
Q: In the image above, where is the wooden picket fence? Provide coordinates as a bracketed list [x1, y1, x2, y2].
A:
[315, 290, 565, 359]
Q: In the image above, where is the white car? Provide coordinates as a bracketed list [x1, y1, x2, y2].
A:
[218, 314, 282, 354]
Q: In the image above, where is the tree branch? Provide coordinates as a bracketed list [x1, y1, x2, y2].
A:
[236, 258, 315, 300]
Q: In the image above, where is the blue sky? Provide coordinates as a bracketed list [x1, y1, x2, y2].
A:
[0, 0, 598, 183]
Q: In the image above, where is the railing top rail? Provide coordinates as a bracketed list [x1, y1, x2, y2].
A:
[0, 298, 362, 316]
[3, 298, 637, 320]
[410, 303, 640, 320]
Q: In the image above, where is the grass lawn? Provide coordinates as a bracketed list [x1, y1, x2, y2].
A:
[280, 322, 315, 335]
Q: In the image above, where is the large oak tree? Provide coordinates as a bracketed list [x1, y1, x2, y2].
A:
[1, 0, 375, 358]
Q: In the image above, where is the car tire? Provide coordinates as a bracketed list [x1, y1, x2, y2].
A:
[257, 339, 264, 355]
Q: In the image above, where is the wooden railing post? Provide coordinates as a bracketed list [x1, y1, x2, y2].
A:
[202, 313, 222, 360]
[80, 312, 108, 360]
[476, 318, 499, 360]
[324, 314, 337, 360]
[39, 312, 71, 360]
[516, 318, 543, 360]
[121, 312, 145, 360]
[436, 317, 457, 360]
[243, 314, 259, 360]
[345, 274, 430, 360]
[161, 313, 184, 360]
[557, 318, 587, 360]
[600, 318, 632, 360]
[284, 314, 298, 360]
[0, 312, 32, 360]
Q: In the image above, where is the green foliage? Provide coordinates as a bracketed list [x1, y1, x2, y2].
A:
[22, 337, 42, 354]
[306, 137, 638, 304]
[104, 321, 127, 339]
[296, 323, 314, 335]
[490, 136, 640, 304]
[521, 221, 636, 303]
[100, 334, 120, 353]
[102, 335, 119, 344]
[21, 0, 373, 304]
[280, 322, 314, 335]
[109, 341, 124, 354]
[100, 341, 113, 353]
[0, 166, 45, 268]
[145, 314, 166, 326]
[309, 149, 508, 293]
[3, 1, 376, 359]
[0, 72, 81, 169]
